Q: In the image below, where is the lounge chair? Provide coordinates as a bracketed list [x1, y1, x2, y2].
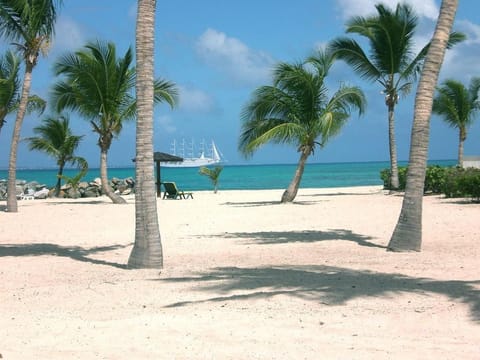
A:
[162, 182, 193, 200]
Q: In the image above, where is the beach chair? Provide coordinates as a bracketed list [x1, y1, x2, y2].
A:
[162, 182, 193, 199]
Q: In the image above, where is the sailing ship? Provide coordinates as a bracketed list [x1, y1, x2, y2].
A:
[160, 139, 223, 168]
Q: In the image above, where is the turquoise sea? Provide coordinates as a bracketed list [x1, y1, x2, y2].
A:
[1, 160, 456, 191]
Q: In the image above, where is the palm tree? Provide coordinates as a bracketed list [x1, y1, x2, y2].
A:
[199, 166, 223, 193]
[128, 0, 178, 268]
[432, 78, 480, 167]
[25, 114, 85, 197]
[329, 3, 464, 190]
[52, 40, 177, 205]
[388, 0, 459, 252]
[239, 51, 366, 203]
[0, 0, 62, 212]
[0, 50, 46, 137]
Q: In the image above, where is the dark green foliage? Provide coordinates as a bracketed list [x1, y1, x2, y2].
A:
[380, 167, 407, 190]
[424, 165, 447, 194]
[442, 167, 480, 200]
[381, 165, 480, 200]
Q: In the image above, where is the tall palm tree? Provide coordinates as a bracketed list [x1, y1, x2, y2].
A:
[52, 40, 177, 205]
[432, 78, 480, 167]
[239, 51, 366, 203]
[25, 114, 85, 196]
[0, 0, 62, 212]
[388, 0, 459, 252]
[329, 3, 464, 190]
[0, 50, 46, 136]
[128, 0, 177, 268]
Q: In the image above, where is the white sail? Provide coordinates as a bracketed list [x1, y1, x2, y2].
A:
[160, 139, 223, 168]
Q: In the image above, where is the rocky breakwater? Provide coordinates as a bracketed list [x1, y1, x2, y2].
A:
[0, 177, 135, 200]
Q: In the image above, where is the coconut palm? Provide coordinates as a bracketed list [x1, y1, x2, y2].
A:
[51, 40, 177, 205]
[0, 0, 62, 212]
[25, 114, 85, 197]
[329, 3, 464, 190]
[128, 0, 177, 268]
[432, 78, 480, 167]
[0, 50, 46, 136]
[388, 0, 459, 252]
[199, 166, 223, 193]
[239, 51, 366, 203]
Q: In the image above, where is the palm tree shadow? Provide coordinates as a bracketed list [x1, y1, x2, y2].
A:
[159, 265, 480, 322]
[222, 201, 282, 207]
[0, 243, 130, 269]
[222, 200, 321, 207]
[216, 229, 386, 248]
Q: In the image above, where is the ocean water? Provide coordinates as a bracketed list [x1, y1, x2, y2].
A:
[0, 160, 456, 191]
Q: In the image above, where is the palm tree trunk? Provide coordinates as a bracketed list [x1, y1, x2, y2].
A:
[281, 148, 310, 203]
[100, 148, 126, 204]
[458, 128, 465, 167]
[6, 64, 34, 212]
[388, 103, 400, 189]
[128, 0, 163, 269]
[55, 164, 64, 197]
[388, 0, 458, 252]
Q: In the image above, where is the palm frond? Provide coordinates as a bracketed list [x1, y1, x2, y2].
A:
[328, 37, 381, 81]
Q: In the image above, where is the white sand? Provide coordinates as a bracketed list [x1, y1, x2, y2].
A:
[1, 186, 479, 359]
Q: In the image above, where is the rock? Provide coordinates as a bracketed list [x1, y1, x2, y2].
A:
[34, 188, 50, 199]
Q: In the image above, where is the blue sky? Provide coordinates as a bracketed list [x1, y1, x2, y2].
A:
[1, 0, 480, 168]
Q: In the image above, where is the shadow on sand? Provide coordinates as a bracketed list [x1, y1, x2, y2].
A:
[215, 229, 385, 248]
[159, 265, 480, 322]
[0, 243, 129, 269]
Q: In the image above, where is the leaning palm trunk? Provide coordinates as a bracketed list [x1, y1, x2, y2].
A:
[100, 148, 126, 204]
[388, 104, 400, 189]
[388, 0, 458, 252]
[281, 148, 310, 203]
[6, 64, 33, 212]
[128, 0, 163, 268]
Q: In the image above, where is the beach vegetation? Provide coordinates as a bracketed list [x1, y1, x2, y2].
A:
[329, 2, 465, 190]
[199, 166, 223, 193]
[388, 0, 459, 252]
[381, 165, 447, 194]
[432, 78, 480, 167]
[51, 40, 177, 205]
[0, 50, 46, 136]
[25, 114, 85, 197]
[239, 50, 365, 203]
[57, 157, 88, 199]
[0, 0, 63, 212]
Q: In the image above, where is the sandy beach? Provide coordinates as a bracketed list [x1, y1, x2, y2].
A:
[1, 186, 479, 359]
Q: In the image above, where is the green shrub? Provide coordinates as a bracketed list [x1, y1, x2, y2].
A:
[380, 166, 407, 190]
[424, 165, 447, 194]
[442, 167, 464, 198]
[381, 165, 480, 199]
[457, 168, 480, 200]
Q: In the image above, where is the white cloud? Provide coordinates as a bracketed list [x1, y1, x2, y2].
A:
[157, 115, 176, 134]
[457, 20, 480, 45]
[178, 85, 215, 113]
[52, 16, 85, 54]
[336, 0, 438, 21]
[438, 20, 480, 82]
[195, 28, 274, 85]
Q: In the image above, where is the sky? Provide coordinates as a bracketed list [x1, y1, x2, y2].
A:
[1, 0, 480, 168]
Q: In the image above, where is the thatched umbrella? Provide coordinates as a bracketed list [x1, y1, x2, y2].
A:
[132, 152, 183, 197]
